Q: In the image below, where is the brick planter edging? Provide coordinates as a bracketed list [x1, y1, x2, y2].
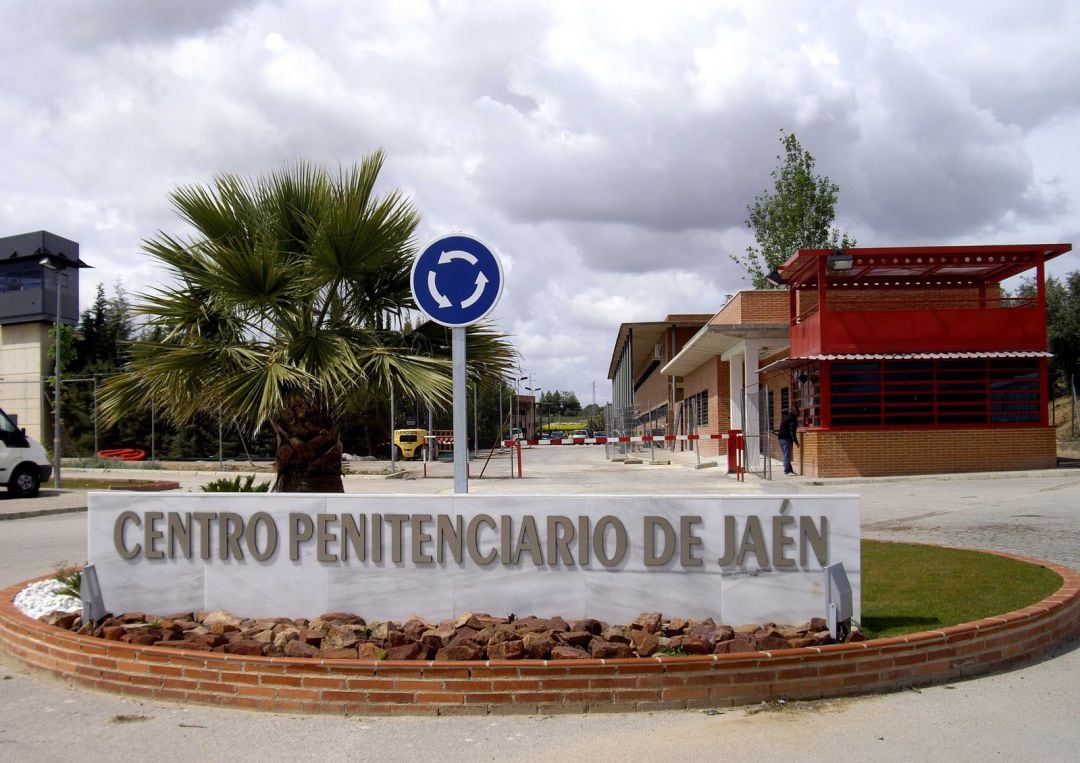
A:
[2, 548, 1078, 716]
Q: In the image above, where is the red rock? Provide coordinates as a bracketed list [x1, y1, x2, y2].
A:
[754, 635, 791, 651]
[629, 630, 660, 657]
[436, 643, 483, 661]
[601, 625, 632, 644]
[313, 612, 366, 626]
[385, 642, 426, 660]
[284, 640, 320, 658]
[162, 611, 195, 622]
[117, 612, 146, 623]
[487, 639, 525, 660]
[357, 642, 385, 660]
[420, 632, 444, 652]
[589, 639, 634, 659]
[403, 618, 432, 641]
[632, 612, 662, 633]
[569, 619, 603, 635]
[809, 617, 827, 631]
[549, 645, 591, 660]
[666, 618, 689, 635]
[101, 625, 126, 641]
[387, 631, 415, 648]
[448, 628, 479, 647]
[522, 632, 554, 659]
[680, 637, 712, 655]
[514, 616, 569, 633]
[41, 611, 79, 629]
[687, 622, 721, 643]
[321, 647, 359, 660]
[488, 628, 519, 646]
[556, 630, 593, 648]
[123, 628, 164, 645]
[714, 637, 756, 654]
[152, 640, 192, 649]
[369, 621, 401, 641]
[224, 640, 266, 656]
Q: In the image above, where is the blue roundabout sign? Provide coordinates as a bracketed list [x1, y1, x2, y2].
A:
[410, 234, 504, 327]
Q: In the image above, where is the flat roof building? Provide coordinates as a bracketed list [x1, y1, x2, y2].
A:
[610, 243, 1073, 478]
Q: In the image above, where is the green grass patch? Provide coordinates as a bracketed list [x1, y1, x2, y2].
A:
[860, 540, 1061, 638]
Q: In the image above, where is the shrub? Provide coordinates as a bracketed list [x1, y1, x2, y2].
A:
[200, 474, 271, 493]
[54, 563, 82, 598]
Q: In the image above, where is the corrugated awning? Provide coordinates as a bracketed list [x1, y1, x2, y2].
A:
[778, 243, 1071, 288]
[760, 350, 1052, 374]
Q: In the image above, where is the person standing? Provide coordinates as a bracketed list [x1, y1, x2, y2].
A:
[777, 407, 799, 475]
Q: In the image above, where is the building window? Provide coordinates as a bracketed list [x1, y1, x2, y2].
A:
[685, 390, 708, 427]
[793, 364, 821, 427]
[827, 357, 1041, 428]
[1, 268, 44, 292]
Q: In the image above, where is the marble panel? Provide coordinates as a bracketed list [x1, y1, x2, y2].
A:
[87, 492, 860, 624]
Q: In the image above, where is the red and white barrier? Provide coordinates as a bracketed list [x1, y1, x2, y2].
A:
[501, 433, 729, 447]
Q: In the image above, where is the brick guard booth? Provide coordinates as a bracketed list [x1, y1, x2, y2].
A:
[767, 244, 1072, 478]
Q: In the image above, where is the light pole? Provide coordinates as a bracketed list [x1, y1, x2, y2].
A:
[513, 373, 527, 432]
[525, 385, 541, 437]
[39, 256, 67, 489]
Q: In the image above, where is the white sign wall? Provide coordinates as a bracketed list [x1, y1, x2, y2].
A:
[88, 493, 860, 625]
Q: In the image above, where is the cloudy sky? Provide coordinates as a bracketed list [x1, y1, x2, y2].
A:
[2, 0, 1077, 406]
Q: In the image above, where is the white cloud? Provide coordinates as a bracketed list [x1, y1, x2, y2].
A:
[0, 0, 1077, 406]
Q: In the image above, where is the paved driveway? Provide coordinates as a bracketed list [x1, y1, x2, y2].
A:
[1, 446, 1078, 761]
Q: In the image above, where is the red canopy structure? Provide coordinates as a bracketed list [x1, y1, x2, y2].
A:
[760, 243, 1072, 476]
[778, 243, 1071, 357]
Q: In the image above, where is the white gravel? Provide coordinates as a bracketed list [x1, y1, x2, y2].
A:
[13, 579, 81, 620]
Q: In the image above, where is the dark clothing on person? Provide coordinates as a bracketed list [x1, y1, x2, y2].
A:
[777, 409, 799, 475]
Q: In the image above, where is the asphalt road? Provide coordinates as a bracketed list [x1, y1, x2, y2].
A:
[2, 446, 1079, 762]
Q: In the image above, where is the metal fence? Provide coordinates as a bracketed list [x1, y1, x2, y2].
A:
[738, 386, 773, 480]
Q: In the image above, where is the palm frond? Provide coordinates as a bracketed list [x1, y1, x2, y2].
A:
[100, 152, 517, 444]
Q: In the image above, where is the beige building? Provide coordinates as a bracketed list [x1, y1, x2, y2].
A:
[0, 231, 87, 443]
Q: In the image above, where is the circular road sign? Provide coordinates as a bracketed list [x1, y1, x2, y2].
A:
[410, 234, 504, 327]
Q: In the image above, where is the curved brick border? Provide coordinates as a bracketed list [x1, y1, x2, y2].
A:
[2, 548, 1078, 716]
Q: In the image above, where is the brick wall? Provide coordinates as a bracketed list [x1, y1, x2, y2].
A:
[800, 427, 1057, 478]
[2, 549, 1077, 715]
[682, 358, 728, 458]
[712, 290, 788, 325]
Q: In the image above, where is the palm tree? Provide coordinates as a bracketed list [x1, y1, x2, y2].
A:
[101, 152, 516, 491]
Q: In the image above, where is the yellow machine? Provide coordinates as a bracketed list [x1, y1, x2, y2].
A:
[393, 429, 427, 460]
[393, 428, 453, 460]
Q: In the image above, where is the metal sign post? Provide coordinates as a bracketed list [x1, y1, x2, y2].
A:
[452, 328, 468, 492]
[410, 234, 504, 495]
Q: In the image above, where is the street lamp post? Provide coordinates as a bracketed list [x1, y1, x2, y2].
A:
[513, 373, 527, 432]
[39, 257, 66, 489]
[525, 385, 541, 437]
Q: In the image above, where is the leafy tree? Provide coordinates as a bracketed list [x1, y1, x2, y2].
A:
[734, 131, 856, 289]
[582, 403, 607, 432]
[101, 153, 515, 491]
[538, 390, 582, 419]
[1019, 271, 1080, 395]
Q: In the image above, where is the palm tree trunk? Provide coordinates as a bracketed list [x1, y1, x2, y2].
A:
[272, 397, 344, 493]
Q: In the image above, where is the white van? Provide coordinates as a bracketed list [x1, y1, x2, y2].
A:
[0, 408, 52, 498]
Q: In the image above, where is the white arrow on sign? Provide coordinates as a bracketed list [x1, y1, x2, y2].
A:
[427, 270, 452, 308]
[460, 271, 489, 309]
[438, 250, 478, 266]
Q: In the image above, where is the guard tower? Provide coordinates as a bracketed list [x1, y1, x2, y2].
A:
[0, 231, 88, 443]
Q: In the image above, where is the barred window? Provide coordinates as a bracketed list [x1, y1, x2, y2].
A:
[828, 358, 1041, 428]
